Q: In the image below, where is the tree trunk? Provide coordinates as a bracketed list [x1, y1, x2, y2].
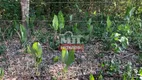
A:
[20, 0, 30, 39]
[20, 0, 29, 27]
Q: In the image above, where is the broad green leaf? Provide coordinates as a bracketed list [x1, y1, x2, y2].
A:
[59, 23, 64, 30]
[89, 74, 95, 80]
[112, 33, 121, 41]
[61, 49, 75, 71]
[20, 24, 27, 43]
[129, 7, 136, 17]
[65, 49, 75, 67]
[107, 16, 112, 28]
[14, 20, 19, 30]
[52, 15, 59, 31]
[119, 36, 126, 42]
[93, 11, 96, 15]
[87, 18, 92, 25]
[125, 7, 136, 20]
[61, 48, 68, 63]
[139, 68, 142, 76]
[106, 16, 112, 33]
[32, 42, 42, 58]
[131, 76, 135, 80]
[114, 33, 121, 37]
[119, 36, 129, 46]
[123, 73, 127, 80]
[58, 11, 65, 29]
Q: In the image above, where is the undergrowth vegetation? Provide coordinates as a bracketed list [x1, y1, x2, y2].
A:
[0, 0, 142, 80]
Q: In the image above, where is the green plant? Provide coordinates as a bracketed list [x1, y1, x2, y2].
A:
[52, 15, 59, 31]
[136, 67, 142, 80]
[27, 41, 43, 76]
[50, 11, 65, 49]
[126, 7, 142, 50]
[104, 16, 130, 53]
[72, 23, 80, 35]
[122, 62, 133, 80]
[58, 11, 65, 33]
[0, 68, 4, 80]
[98, 75, 103, 80]
[48, 35, 60, 50]
[101, 58, 121, 76]
[29, 16, 36, 35]
[19, 24, 27, 46]
[53, 56, 59, 63]
[52, 11, 65, 33]
[87, 18, 93, 37]
[61, 48, 75, 72]
[87, 18, 93, 40]
[0, 21, 19, 40]
[0, 44, 6, 55]
[5, 20, 20, 39]
[89, 74, 95, 80]
[110, 33, 129, 53]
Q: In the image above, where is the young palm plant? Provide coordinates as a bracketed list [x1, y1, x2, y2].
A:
[27, 41, 42, 76]
[61, 48, 75, 72]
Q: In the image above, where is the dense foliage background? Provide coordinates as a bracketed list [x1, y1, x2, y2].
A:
[0, 0, 141, 20]
[0, 0, 142, 48]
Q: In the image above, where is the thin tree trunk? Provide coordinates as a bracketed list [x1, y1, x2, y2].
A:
[20, 0, 29, 26]
[20, 0, 30, 38]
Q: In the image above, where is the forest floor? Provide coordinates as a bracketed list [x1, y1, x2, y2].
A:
[0, 38, 141, 80]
